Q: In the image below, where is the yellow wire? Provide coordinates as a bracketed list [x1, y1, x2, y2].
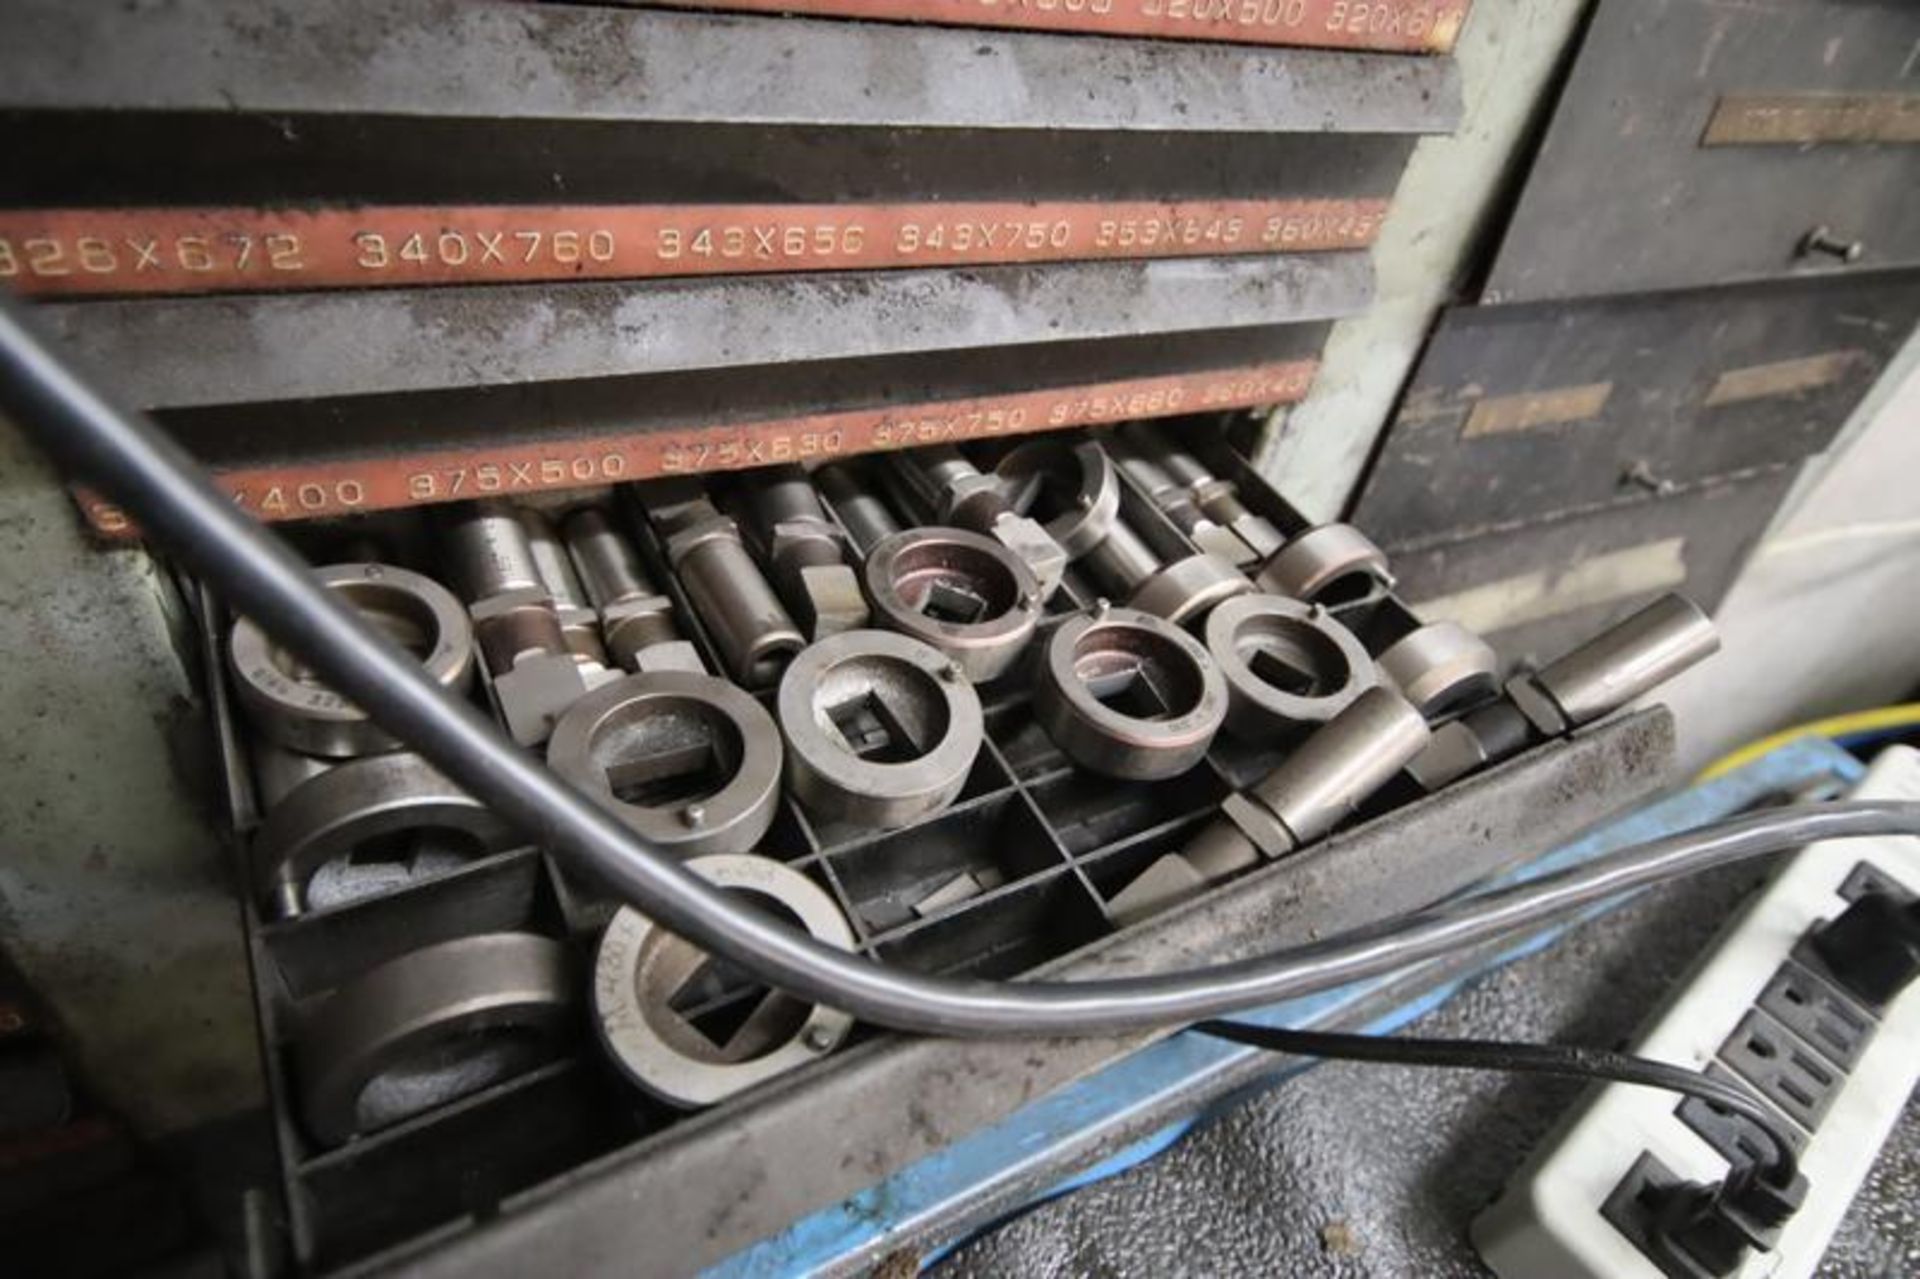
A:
[1697, 702, 1920, 782]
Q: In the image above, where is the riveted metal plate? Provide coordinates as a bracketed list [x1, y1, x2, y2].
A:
[1483, 0, 1920, 301]
[1351, 272, 1920, 548]
[1392, 468, 1798, 672]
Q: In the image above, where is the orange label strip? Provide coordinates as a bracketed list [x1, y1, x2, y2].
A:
[79, 360, 1317, 537]
[0, 199, 1386, 299]
[639, 0, 1469, 53]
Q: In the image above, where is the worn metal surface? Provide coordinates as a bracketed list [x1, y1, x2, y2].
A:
[1124, 553, 1253, 629]
[1351, 273, 1920, 547]
[1703, 92, 1920, 148]
[654, 500, 806, 689]
[1231, 686, 1431, 854]
[562, 507, 687, 673]
[295, 932, 576, 1148]
[0, 199, 1390, 298]
[1482, 0, 1920, 303]
[7, 0, 1459, 134]
[229, 562, 476, 757]
[38, 252, 1367, 411]
[1034, 607, 1229, 782]
[594, 856, 856, 1110]
[777, 629, 985, 830]
[1205, 594, 1377, 743]
[361, 709, 1673, 1279]
[0, 417, 259, 1136]
[1509, 595, 1720, 737]
[1396, 468, 1799, 673]
[546, 672, 785, 859]
[0, 115, 1416, 210]
[863, 529, 1042, 684]
[1376, 621, 1498, 719]
[623, 0, 1472, 53]
[995, 439, 1122, 563]
[1256, 522, 1392, 602]
[81, 353, 1322, 535]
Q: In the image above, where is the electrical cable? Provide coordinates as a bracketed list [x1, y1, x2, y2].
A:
[1196, 1021, 1799, 1186]
[1699, 703, 1920, 781]
[7, 294, 1920, 1038]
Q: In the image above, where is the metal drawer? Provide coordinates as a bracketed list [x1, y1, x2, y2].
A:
[188, 423, 1674, 1274]
[1482, 0, 1920, 303]
[1391, 467, 1798, 672]
[1350, 271, 1920, 548]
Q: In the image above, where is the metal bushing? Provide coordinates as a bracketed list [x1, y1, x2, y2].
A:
[1203, 595, 1377, 742]
[1127, 552, 1253, 628]
[662, 513, 805, 689]
[1507, 593, 1719, 736]
[882, 449, 1069, 599]
[547, 671, 782, 859]
[251, 752, 520, 917]
[519, 506, 609, 667]
[740, 465, 869, 639]
[595, 855, 855, 1108]
[562, 505, 703, 675]
[1110, 684, 1430, 923]
[1376, 621, 1500, 719]
[229, 562, 474, 757]
[863, 528, 1041, 683]
[1255, 523, 1394, 604]
[250, 739, 334, 810]
[1213, 685, 1432, 864]
[1405, 700, 1535, 793]
[993, 438, 1121, 560]
[1118, 421, 1285, 562]
[815, 462, 904, 556]
[295, 932, 575, 1147]
[777, 629, 984, 830]
[1107, 434, 1257, 567]
[1034, 606, 1228, 781]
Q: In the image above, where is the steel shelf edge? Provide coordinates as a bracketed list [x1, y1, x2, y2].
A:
[39, 253, 1374, 409]
[358, 708, 1675, 1279]
[9, 0, 1462, 135]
